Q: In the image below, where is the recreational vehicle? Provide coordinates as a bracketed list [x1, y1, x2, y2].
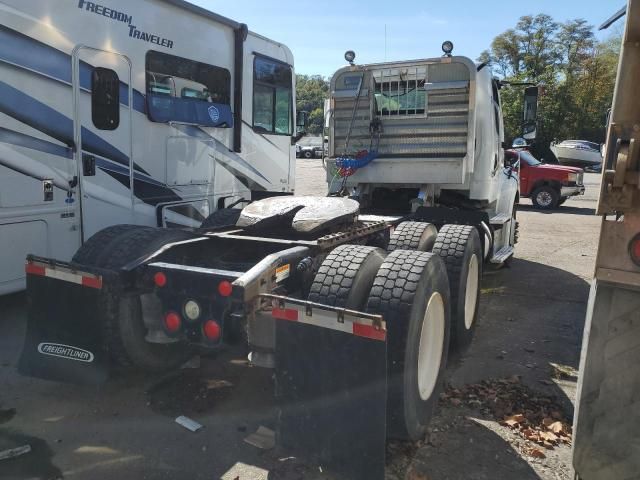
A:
[0, 0, 298, 294]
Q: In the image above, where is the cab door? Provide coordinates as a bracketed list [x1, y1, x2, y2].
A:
[72, 47, 133, 241]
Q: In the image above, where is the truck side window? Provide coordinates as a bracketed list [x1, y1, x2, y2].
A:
[253, 56, 293, 135]
[92, 67, 120, 130]
[145, 50, 232, 127]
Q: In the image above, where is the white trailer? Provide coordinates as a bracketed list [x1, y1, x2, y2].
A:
[0, 0, 299, 294]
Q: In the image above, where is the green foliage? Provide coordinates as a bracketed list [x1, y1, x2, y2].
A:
[296, 74, 329, 134]
[480, 14, 620, 159]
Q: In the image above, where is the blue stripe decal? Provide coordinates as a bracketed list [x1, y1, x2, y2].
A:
[174, 124, 271, 185]
[0, 80, 153, 176]
[0, 125, 168, 193]
[0, 25, 146, 114]
[0, 127, 73, 159]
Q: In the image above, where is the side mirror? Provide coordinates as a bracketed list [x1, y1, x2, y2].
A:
[296, 110, 308, 130]
[522, 86, 539, 141]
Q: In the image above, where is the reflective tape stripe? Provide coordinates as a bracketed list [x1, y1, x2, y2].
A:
[271, 306, 386, 342]
[353, 323, 387, 341]
[25, 261, 102, 289]
[272, 308, 299, 321]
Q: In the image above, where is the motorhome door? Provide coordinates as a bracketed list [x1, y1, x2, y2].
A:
[72, 47, 133, 241]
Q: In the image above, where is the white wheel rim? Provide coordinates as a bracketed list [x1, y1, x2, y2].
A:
[417, 292, 445, 401]
[464, 254, 479, 329]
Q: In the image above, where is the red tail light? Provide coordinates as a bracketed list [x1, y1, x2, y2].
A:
[164, 311, 181, 333]
[630, 234, 640, 267]
[154, 272, 167, 287]
[203, 320, 221, 341]
[218, 280, 233, 297]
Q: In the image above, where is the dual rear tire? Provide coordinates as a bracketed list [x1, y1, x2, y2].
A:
[308, 222, 483, 440]
[309, 244, 451, 440]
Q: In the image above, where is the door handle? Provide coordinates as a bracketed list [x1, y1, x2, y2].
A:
[82, 154, 96, 176]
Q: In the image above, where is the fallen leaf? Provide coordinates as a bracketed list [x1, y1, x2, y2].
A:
[540, 431, 558, 442]
[450, 398, 462, 406]
[529, 448, 546, 459]
[548, 421, 564, 434]
[503, 414, 526, 425]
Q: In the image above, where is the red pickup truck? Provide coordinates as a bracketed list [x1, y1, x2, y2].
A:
[506, 148, 585, 209]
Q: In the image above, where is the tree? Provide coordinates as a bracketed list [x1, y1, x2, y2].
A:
[479, 14, 619, 159]
[296, 74, 329, 134]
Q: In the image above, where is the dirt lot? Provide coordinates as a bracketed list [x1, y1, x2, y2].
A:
[0, 159, 601, 480]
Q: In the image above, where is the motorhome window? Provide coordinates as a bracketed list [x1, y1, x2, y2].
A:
[374, 79, 426, 116]
[91, 67, 120, 130]
[253, 56, 293, 135]
[145, 51, 231, 126]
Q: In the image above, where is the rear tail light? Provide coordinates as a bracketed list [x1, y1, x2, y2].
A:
[203, 320, 221, 341]
[154, 272, 167, 287]
[218, 280, 233, 297]
[164, 311, 182, 333]
[630, 234, 640, 267]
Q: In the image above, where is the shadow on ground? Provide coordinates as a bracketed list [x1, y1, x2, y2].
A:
[518, 204, 596, 216]
[407, 257, 589, 480]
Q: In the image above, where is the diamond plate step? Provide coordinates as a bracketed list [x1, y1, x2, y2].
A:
[490, 246, 514, 264]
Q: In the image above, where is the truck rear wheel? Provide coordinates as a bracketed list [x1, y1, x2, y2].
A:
[388, 221, 437, 252]
[366, 250, 450, 440]
[72, 225, 195, 370]
[308, 244, 386, 309]
[432, 225, 482, 353]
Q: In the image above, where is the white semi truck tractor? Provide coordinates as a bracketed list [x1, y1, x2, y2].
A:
[18, 42, 536, 479]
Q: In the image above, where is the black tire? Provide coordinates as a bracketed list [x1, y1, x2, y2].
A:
[388, 222, 438, 252]
[558, 196, 568, 206]
[308, 245, 386, 309]
[72, 224, 143, 265]
[432, 225, 482, 353]
[304, 150, 313, 159]
[200, 208, 241, 229]
[73, 225, 196, 370]
[531, 186, 559, 209]
[366, 250, 451, 440]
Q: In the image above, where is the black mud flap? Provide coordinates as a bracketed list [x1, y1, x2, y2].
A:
[18, 257, 116, 385]
[270, 296, 387, 480]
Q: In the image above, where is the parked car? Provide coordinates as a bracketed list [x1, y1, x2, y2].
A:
[550, 140, 603, 169]
[506, 147, 585, 209]
[296, 144, 323, 158]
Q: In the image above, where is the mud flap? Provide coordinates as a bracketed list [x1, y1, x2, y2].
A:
[18, 257, 115, 385]
[270, 296, 387, 480]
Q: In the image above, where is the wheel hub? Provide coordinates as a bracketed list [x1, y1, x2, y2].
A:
[537, 191, 553, 206]
[417, 292, 445, 401]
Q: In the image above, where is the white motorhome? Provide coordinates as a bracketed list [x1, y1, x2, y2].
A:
[0, 0, 298, 294]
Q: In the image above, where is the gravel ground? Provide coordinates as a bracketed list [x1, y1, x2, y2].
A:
[0, 159, 601, 480]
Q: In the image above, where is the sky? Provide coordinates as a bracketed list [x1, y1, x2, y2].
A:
[193, 0, 623, 77]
